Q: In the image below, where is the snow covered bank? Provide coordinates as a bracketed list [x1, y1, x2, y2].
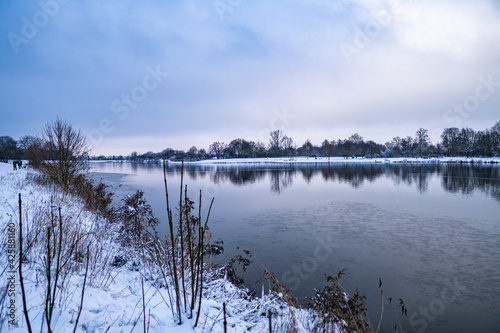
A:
[0, 163, 332, 333]
[167, 156, 500, 166]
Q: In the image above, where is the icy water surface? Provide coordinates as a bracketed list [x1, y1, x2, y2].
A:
[89, 162, 500, 332]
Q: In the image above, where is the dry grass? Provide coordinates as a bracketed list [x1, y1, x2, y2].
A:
[0, 177, 119, 332]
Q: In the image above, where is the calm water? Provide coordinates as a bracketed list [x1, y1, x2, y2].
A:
[89, 162, 500, 332]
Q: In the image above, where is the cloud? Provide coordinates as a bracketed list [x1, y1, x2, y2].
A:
[1, 0, 499, 154]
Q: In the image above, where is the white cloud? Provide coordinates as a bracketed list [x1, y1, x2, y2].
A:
[392, 0, 500, 61]
[1, 0, 499, 153]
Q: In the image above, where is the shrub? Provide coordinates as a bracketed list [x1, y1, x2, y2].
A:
[70, 174, 114, 220]
[117, 190, 159, 246]
[36, 118, 89, 190]
[306, 270, 370, 332]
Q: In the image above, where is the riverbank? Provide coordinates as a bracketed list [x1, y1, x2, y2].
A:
[128, 156, 500, 165]
[179, 156, 500, 164]
[0, 163, 335, 333]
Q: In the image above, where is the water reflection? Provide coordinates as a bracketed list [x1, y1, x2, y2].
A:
[320, 164, 384, 188]
[441, 164, 500, 201]
[270, 169, 294, 194]
[158, 163, 500, 201]
[90, 161, 500, 333]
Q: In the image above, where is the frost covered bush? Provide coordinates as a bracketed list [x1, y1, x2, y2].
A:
[117, 190, 159, 247]
[306, 270, 369, 332]
[70, 174, 114, 220]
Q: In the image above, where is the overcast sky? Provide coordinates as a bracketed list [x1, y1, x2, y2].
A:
[1, 0, 500, 155]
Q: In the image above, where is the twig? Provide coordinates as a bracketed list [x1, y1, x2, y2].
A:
[142, 278, 146, 333]
[178, 160, 187, 313]
[73, 245, 90, 333]
[162, 156, 182, 324]
[194, 198, 214, 328]
[185, 184, 194, 318]
[49, 207, 64, 321]
[147, 309, 151, 333]
[44, 225, 53, 333]
[18, 193, 33, 333]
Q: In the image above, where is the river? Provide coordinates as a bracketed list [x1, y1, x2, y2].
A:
[89, 161, 500, 332]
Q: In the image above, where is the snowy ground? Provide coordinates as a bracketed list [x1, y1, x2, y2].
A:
[0, 163, 323, 333]
[168, 156, 500, 165]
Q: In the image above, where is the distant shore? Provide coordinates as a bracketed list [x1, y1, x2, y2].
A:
[92, 156, 500, 165]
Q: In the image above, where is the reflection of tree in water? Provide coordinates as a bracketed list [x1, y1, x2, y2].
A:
[209, 167, 267, 186]
[298, 166, 317, 184]
[162, 163, 500, 202]
[195, 167, 209, 180]
[130, 162, 162, 175]
[320, 164, 385, 188]
[187, 166, 197, 180]
[227, 168, 267, 186]
[416, 173, 429, 193]
[270, 168, 295, 194]
[385, 164, 438, 193]
[441, 165, 476, 195]
[164, 165, 212, 179]
[441, 165, 500, 202]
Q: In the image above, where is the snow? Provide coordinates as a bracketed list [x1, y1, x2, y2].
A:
[168, 156, 500, 165]
[0, 163, 330, 333]
[3, 157, 497, 331]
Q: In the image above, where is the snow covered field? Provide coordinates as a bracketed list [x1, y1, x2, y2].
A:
[168, 156, 500, 165]
[0, 163, 326, 333]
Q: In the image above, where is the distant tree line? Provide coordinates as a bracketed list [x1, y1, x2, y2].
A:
[121, 120, 500, 161]
[2, 120, 499, 163]
[0, 135, 45, 163]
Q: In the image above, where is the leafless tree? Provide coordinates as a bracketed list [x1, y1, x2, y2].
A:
[492, 121, 500, 156]
[39, 118, 89, 190]
[269, 130, 286, 156]
[441, 128, 460, 156]
[321, 139, 335, 159]
[282, 135, 295, 156]
[458, 127, 477, 158]
[209, 141, 225, 159]
[187, 146, 198, 159]
[300, 139, 314, 156]
[0, 136, 17, 162]
[17, 135, 44, 167]
[415, 128, 430, 157]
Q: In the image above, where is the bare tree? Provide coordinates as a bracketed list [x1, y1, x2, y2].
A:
[282, 136, 295, 156]
[299, 139, 314, 156]
[385, 136, 403, 157]
[22, 136, 45, 168]
[321, 139, 335, 159]
[348, 133, 364, 144]
[348, 133, 364, 156]
[366, 140, 380, 158]
[458, 127, 477, 158]
[415, 128, 430, 157]
[401, 136, 414, 157]
[0, 136, 17, 162]
[492, 121, 500, 156]
[269, 130, 285, 156]
[441, 128, 460, 156]
[198, 148, 207, 159]
[187, 146, 198, 160]
[209, 141, 225, 159]
[39, 118, 89, 190]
